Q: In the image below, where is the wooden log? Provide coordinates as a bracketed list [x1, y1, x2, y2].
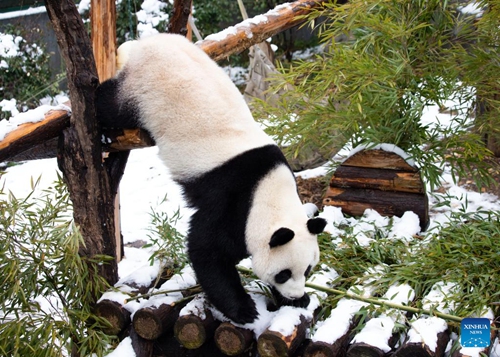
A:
[257, 316, 308, 357]
[214, 322, 254, 356]
[330, 166, 424, 194]
[342, 149, 417, 172]
[133, 302, 183, 340]
[94, 299, 131, 335]
[323, 187, 429, 231]
[393, 331, 450, 357]
[0, 0, 326, 163]
[305, 319, 358, 357]
[346, 342, 385, 357]
[174, 310, 219, 349]
[0, 108, 70, 163]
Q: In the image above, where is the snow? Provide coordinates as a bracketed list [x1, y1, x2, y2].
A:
[407, 317, 448, 351]
[347, 143, 416, 167]
[351, 284, 415, 352]
[0, 94, 70, 141]
[105, 337, 135, 357]
[0, 6, 47, 20]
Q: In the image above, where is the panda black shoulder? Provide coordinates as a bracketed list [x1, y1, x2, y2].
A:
[181, 144, 289, 256]
[95, 72, 141, 129]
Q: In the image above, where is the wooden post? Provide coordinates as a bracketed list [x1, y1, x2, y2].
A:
[91, 0, 126, 263]
[168, 0, 192, 36]
[44, 0, 120, 286]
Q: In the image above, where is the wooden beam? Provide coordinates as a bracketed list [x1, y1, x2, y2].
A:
[198, 0, 325, 62]
[0, 0, 325, 163]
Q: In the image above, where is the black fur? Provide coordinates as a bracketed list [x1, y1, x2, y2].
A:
[274, 269, 292, 284]
[179, 144, 291, 324]
[307, 217, 327, 234]
[271, 286, 310, 308]
[95, 75, 141, 129]
[269, 227, 295, 248]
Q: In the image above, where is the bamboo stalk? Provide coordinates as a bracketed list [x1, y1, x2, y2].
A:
[236, 266, 463, 323]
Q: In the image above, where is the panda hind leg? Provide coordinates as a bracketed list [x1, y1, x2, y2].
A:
[189, 252, 258, 324]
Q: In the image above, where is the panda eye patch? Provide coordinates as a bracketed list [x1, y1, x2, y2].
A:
[275, 269, 292, 284]
[304, 265, 312, 277]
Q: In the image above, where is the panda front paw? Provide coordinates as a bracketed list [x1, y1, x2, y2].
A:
[224, 296, 258, 324]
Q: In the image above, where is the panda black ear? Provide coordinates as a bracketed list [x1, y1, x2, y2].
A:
[269, 228, 295, 248]
[307, 217, 327, 234]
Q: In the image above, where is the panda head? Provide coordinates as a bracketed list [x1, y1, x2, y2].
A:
[251, 217, 327, 305]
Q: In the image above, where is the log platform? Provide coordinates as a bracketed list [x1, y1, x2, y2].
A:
[323, 146, 429, 231]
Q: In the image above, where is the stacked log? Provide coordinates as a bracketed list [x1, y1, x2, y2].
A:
[347, 283, 415, 357]
[96, 264, 500, 357]
[257, 315, 309, 357]
[323, 145, 429, 231]
[215, 322, 255, 356]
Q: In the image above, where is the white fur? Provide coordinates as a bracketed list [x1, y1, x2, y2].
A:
[118, 34, 274, 180]
[246, 164, 320, 299]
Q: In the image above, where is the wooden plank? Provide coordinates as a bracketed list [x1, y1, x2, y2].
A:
[342, 149, 418, 172]
[330, 166, 424, 194]
[323, 187, 429, 231]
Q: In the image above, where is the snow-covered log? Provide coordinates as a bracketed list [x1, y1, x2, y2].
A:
[214, 322, 254, 356]
[174, 311, 219, 349]
[198, 0, 327, 62]
[393, 330, 449, 357]
[133, 301, 186, 340]
[323, 145, 429, 231]
[257, 315, 309, 357]
[95, 299, 132, 336]
[347, 284, 416, 356]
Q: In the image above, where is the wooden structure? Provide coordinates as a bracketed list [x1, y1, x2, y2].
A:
[323, 146, 429, 231]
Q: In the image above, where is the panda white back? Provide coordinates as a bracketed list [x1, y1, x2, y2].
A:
[117, 34, 274, 180]
[95, 34, 327, 324]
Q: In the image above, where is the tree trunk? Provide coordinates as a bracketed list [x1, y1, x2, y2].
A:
[44, 0, 119, 286]
[168, 0, 192, 36]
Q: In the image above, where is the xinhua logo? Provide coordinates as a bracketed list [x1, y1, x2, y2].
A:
[460, 318, 491, 348]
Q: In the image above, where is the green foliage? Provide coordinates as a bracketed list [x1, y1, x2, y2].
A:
[0, 25, 59, 120]
[0, 177, 115, 356]
[144, 199, 188, 273]
[320, 209, 500, 322]
[255, 0, 500, 190]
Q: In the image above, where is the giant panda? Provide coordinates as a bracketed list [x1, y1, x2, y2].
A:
[95, 33, 327, 324]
